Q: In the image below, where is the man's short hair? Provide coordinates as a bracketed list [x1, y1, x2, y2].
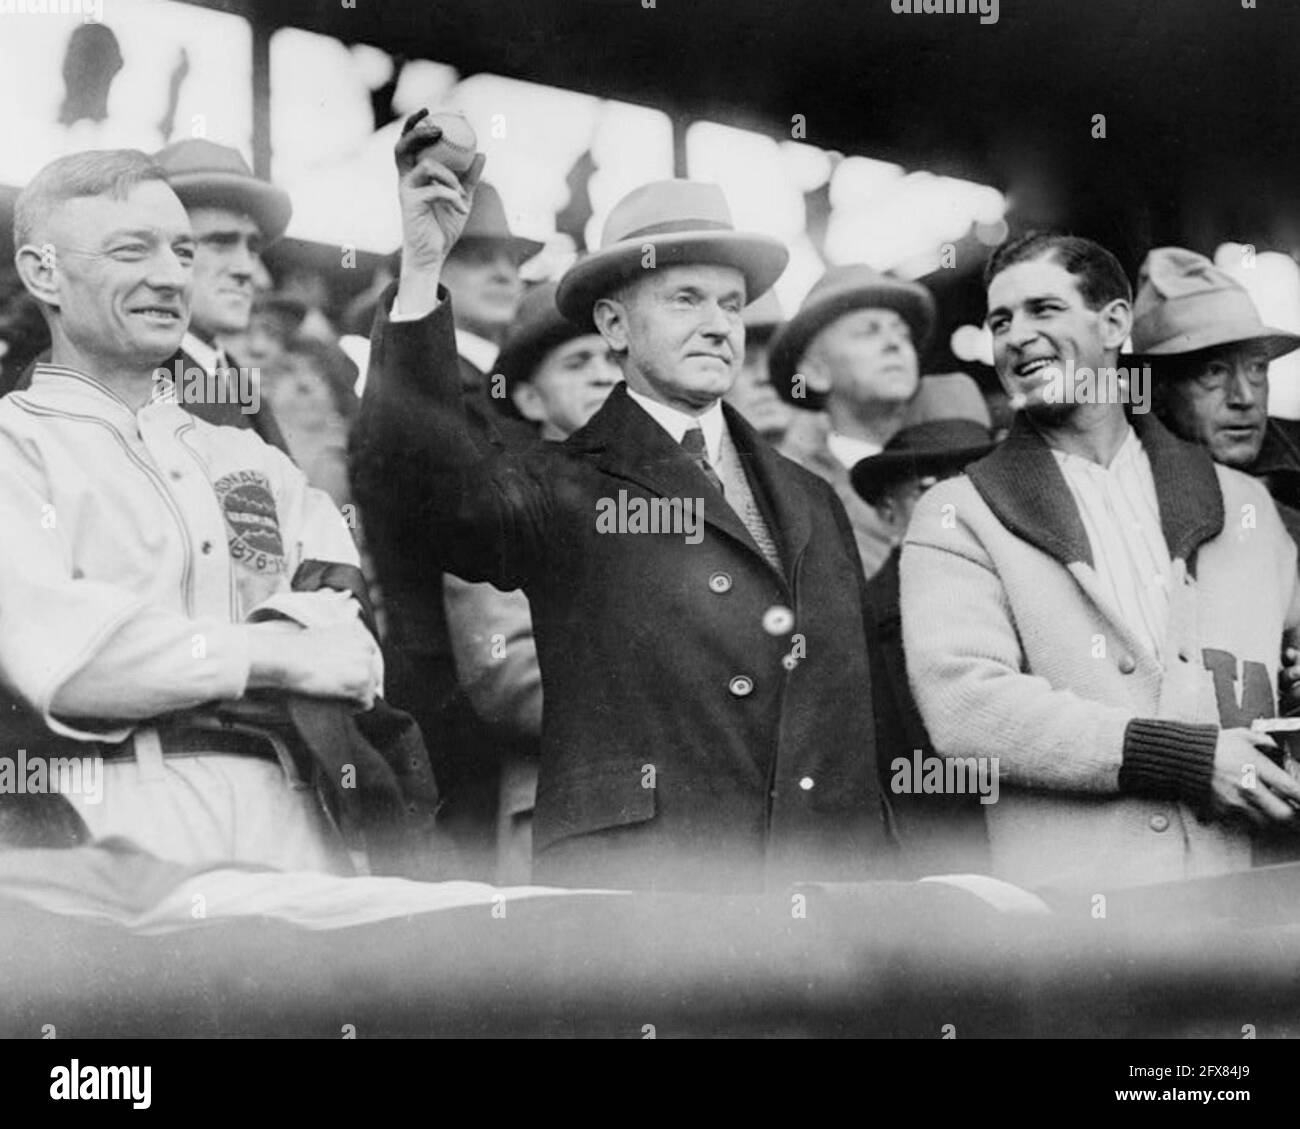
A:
[13, 149, 168, 249]
[984, 232, 1132, 311]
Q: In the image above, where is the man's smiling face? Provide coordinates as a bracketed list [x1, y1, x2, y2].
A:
[986, 254, 1126, 424]
[45, 180, 194, 368]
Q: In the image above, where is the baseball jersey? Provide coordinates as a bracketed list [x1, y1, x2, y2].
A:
[0, 363, 360, 743]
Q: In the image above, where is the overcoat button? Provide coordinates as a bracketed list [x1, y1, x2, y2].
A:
[728, 675, 753, 697]
[1118, 654, 1137, 674]
[762, 605, 794, 635]
[781, 654, 798, 672]
[1149, 814, 1169, 833]
[708, 572, 733, 594]
[799, 776, 814, 791]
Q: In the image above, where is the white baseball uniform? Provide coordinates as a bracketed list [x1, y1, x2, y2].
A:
[0, 364, 364, 871]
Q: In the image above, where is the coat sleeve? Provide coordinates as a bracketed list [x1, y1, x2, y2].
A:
[349, 285, 550, 591]
[899, 481, 1211, 799]
[443, 575, 543, 740]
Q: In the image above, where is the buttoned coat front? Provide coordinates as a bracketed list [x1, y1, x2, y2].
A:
[351, 290, 889, 890]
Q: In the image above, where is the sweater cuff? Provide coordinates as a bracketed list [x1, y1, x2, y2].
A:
[1119, 718, 1218, 807]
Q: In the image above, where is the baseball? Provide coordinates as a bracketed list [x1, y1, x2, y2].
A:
[420, 112, 478, 175]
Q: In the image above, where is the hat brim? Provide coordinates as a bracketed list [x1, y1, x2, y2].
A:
[1136, 325, 1300, 365]
[454, 233, 546, 267]
[168, 172, 293, 244]
[555, 231, 789, 324]
[850, 442, 995, 506]
[769, 280, 937, 410]
[495, 318, 593, 391]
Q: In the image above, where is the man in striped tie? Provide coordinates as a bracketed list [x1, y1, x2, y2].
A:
[353, 123, 892, 890]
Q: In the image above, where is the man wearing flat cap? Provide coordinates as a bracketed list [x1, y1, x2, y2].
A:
[352, 119, 891, 890]
[1133, 246, 1300, 548]
[850, 412, 997, 876]
[770, 264, 990, 580]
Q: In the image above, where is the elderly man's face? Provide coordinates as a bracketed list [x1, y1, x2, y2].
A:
[600, 264, 746, 413]
[441, 240, 524, 339]
[803, 308, 919, 408]
[188, 207, 261, 338]
[512, 333, 622, 441]
[1162, 342, 1271, 468]
[43, 180, 193, 367]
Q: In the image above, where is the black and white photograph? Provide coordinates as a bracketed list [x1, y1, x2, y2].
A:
[0, 0, 1294, 1096]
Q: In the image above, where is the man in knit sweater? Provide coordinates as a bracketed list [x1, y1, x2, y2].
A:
[901, 232, 1300, 892]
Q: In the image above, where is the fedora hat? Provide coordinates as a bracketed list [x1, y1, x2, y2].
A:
[494, 281, 596, 391]
[555, 179, 789, 323]
[768, 264, 937, 410]
[453, 182, 544, 265]
[850, 416, 996, 507]
[1132, 247, 1300, 362]
[153, 139, 293, 243]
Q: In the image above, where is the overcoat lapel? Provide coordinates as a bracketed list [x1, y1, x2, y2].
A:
[967, 411, 1223, 570]
[570, 385, 793, 576]
[965, 410, 1224, 654]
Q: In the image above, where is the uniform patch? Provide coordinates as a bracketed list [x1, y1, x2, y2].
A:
[213, 470, 286, 574]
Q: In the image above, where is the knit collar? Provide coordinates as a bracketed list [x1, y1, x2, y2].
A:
[25, 363, 144, 425]
[966, 410, 1223, 569]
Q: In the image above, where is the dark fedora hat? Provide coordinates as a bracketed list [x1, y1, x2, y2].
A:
[1132, 246, 1300, 363]
[153, 139, 293, 243]
[850, 417, 996, 506]
[453, 181, 544, 265]
[768, 264, 937, 410]
[555, 179, 789, 324]
[494, 281, 597, 391]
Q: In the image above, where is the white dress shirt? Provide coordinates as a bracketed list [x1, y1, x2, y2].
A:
[182, 331, 226, 376]
[454, 328, 499, 375]
[626, 388, 725, 464]
[826, 431, 882, 470]
[1051, 426, 1172, 661]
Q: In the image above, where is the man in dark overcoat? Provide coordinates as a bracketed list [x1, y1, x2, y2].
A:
[351, 121, 891, 890]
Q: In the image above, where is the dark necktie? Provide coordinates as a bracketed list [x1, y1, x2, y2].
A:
[681, 426, 725, 496]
